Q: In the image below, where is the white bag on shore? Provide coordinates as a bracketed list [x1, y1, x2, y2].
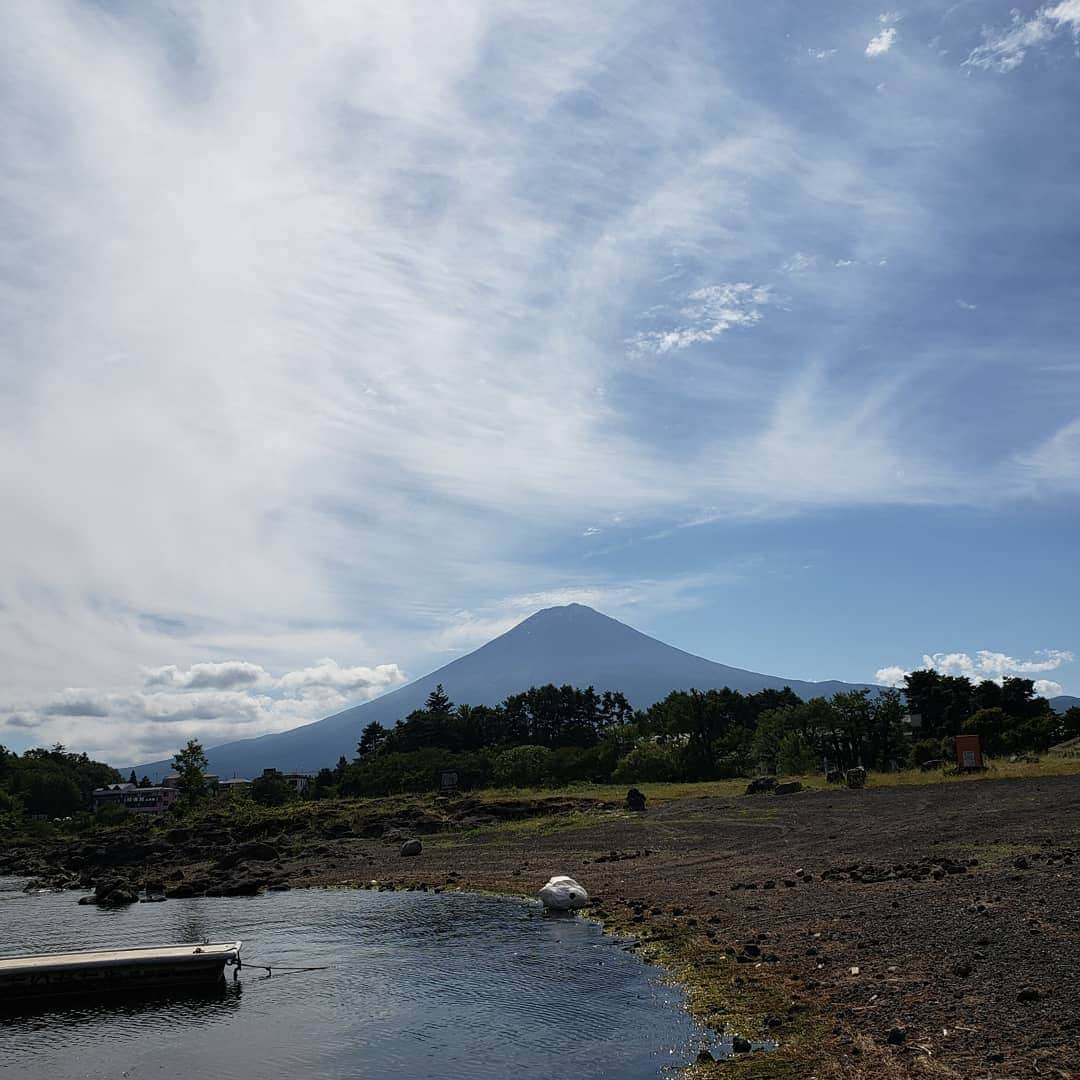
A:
[539, 875, 589, 911]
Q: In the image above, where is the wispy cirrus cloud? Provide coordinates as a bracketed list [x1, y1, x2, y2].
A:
[965, 0, 1080, 72]
[1, 2, 1078, 760]
[627, 283, 774, 358]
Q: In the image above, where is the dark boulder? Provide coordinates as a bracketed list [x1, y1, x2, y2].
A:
[93, 880, 139, 907]
[216, 841, 280, 870]
[625, 788, 647, 812]
[846, 767, 867, 789]
[745, 776, 778, 795]
[219, 876, 266, 897]
[774, 781, 803, 796]
[400, 838, 423, 857]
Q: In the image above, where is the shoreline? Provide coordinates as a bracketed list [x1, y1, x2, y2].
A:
[4, 771, 1079, 1077]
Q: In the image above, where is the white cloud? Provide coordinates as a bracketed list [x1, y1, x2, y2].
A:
[923, 649, 1074, 679]
[0, 656, 406, 763]
[276, 659, 406, 699]
[866, 27, 898, 58]
[781, 251, 817, 274]
[875, 665, 909, 687]
[144, 661, 272, 691]
[627, 283, 773, 357]
[965, 1, 1080, 72]
[874, 649, 1074, 693]
[955, 298, 977, 311]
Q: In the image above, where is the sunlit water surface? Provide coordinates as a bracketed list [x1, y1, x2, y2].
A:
[0, 878, 708, 1078]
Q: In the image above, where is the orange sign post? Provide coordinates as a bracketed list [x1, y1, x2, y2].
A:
[955, 734, 983, 771]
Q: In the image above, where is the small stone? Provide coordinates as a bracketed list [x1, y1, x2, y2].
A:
[731, 1036, 752, 1054]
[400, 839, 422, 857]
[695, 1050, 715, 1064]
[1017, 987, 1043, 1003]
[986, 1051, 1005, 1063]
[1013, 856, 1029, 870]
[886, 1026, 906, 1045]
[951, 962, 972, 978]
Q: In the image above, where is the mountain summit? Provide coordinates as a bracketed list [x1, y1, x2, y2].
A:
[133, 604, 873, 778]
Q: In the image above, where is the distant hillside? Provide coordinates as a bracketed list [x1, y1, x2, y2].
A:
[132, 603, 879, 778]
[1052, 696, 1079, 713]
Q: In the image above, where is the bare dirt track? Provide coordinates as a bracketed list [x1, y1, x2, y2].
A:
[308, 774, 1080, 1079]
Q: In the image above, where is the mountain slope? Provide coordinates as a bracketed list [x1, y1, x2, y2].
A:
[1052, 696, 1079, 713]
[133, 603, 876, 778]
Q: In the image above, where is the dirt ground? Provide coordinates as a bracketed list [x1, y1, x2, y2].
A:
[303, 774, 1080, 1079]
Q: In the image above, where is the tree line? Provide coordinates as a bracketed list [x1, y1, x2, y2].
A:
[0, 744, 119, 821]
[335, 672, 1080, 796]
[3, 672, 1076, 824]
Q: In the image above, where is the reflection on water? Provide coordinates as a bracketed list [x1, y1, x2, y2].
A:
[1, 981, 243, 1031]
[0, 879, 707, 1079]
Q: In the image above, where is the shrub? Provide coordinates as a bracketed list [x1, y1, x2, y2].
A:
[94, 802, 131, 826]
[492, 745, 553, 788]
[250, 770, 296, 807]
[612, 742, 679, 784]
[340, 749, 493, 796]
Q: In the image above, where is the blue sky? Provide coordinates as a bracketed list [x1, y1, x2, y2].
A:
[1, 1, 1078, 763]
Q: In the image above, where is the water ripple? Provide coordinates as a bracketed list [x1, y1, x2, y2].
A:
[0, 880, 706, 1079]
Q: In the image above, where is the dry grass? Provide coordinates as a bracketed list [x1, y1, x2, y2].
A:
[470, 753, 1080, 807]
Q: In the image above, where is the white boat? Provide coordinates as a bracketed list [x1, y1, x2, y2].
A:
[0, 941, 242, 1001]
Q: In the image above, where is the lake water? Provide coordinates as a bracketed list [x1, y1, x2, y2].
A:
[0, 878, 709, 1078]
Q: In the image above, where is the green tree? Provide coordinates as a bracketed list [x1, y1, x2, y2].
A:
[1059, 707, 1080, 742]
[307, 767, 336, 800]
[128, 770, 138, 785]
[425, 684, 454, 717]
[962, 707, 1012, 757]
[357, 721, 388, 759]
[777, 732, 818, 776]
[250, 769, 295, 806]
[171, 739, 209, 801]
[21, 771, 82, 817]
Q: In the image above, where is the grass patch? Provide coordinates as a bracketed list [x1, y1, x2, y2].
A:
[465, 754, 1080, 808]
[425, 809, 605, 848]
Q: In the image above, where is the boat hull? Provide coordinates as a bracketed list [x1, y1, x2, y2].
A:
[0, 943, 242, 1002]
